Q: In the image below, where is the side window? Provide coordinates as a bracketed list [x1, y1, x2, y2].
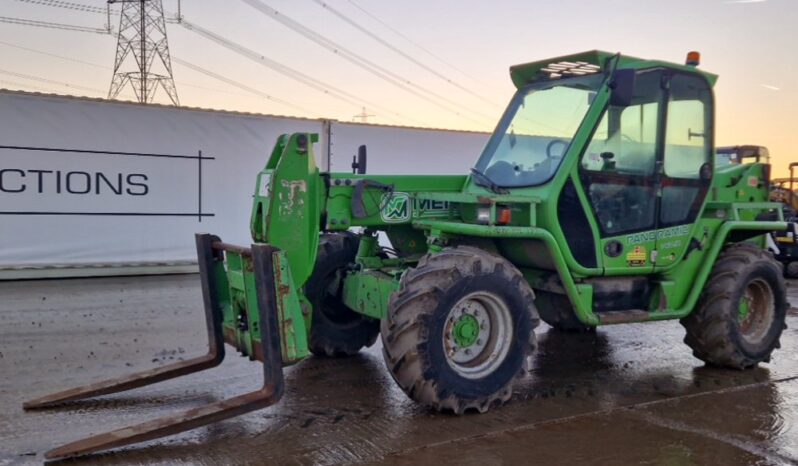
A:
[580, 70, 662, 236]
[616, 103, 658, 175]
[581, 114, 608, 171]
[582, 105, 660, 174]
[664, 100, 708, 178]
[660, 74, 712, 226]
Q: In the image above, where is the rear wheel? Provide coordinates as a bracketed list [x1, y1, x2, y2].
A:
[306, 233, 379, 357]
[381, 246, 538, 414]
[786, 261, 798, 279]
[535, 291, 594, 332]
[681, 242, 788, 369]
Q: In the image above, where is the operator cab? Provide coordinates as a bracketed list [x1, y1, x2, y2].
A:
[469, 51, 718, 275]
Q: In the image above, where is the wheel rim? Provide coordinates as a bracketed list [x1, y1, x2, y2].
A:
[442, 291, 513, 379]
[737, 278, 775, 343]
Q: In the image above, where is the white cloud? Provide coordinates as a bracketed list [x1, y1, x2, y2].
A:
[761, 84, 781, 91]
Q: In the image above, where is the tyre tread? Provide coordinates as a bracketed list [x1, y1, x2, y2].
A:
[681, 242, 788, 369]
[381, 246, 539, 414]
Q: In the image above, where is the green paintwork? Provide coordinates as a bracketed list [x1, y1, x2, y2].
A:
[452, 314, 480, 348]
[341, 268, 401, 320]
[738, 298, 751, 321]
[272, 250, 310, 363]
[355, 234, 383, 269]
[325, 174, 467, 230]
[251, 133, 321, 289]
[202, 51, 789, 370]
[216, 249, 308, 364]
[412, 219, 599, 325]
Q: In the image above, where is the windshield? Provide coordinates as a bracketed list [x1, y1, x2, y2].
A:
[715, 152, 736, 167]
[474, 74, 604, 188]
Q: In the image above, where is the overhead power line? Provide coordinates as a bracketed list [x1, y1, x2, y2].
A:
[0, 68, 106, 95]
[239, 0, 492, 126]
[8, 1, 434, 124]
[171, 56, 317, 117]
[177, 17, 425, 126]
[345, 0, 494, 90]
[0, 25, 343, 117]
[0, 39, 109, 69]
[13, 0, 109, 14]
[0, 40, 283, 103]
[0, 78, 63, 94]
[0, 40, 252, 98]
[0, 15, 109, 34]
[174, 80, 254, 97]
[0, 5, 452, 126]
[312, 0, 499, 109]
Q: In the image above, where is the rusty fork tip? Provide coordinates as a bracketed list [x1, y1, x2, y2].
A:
[44, 441, 99, 461]
[22, 400, 50, 410]
[23, 397, 64, 410]
[44, 447, 79, 461]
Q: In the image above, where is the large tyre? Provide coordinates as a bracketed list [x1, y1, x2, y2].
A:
[535, 291, 595, 332]
[381, 246, 539, 414]
[306, 233, 379, 357]
[681, 242, 789, 369]
[786, 261, 798, 279]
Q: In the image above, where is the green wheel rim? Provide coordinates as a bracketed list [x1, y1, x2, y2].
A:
[738, 299, 751, 321]
[452, 314, 480, 348]
[442, 291, 513, 380]
[737, 278, 775, 343]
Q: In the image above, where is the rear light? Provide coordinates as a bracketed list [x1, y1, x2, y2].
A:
[498, 207, 512, 225]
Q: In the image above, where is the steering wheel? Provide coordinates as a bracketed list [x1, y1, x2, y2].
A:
[484, 160, 516, 184]
[594, 185, 647, 233]
[546, 139, 569, 159]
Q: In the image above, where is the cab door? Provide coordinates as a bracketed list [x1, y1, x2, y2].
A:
[578, 69, 665, 274]
[654, 72, 713, 269]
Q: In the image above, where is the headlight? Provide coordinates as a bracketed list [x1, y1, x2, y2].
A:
[476, 207, 491, 224]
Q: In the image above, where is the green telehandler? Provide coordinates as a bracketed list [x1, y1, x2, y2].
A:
[26, 51, 790, 460]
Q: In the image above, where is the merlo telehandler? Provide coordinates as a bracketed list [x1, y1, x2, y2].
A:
[25, 51, 790, 460]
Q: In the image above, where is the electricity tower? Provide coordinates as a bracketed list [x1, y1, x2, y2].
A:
[108, 0, 179, 105]
[352, 107, 375, 123]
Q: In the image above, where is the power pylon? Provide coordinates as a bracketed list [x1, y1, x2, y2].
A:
[352, 107, 375, 123]
[108, 0, 179, 105]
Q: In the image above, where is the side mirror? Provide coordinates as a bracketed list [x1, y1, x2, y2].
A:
[609, 69, 636, 107]
[351, 144, 367, 175]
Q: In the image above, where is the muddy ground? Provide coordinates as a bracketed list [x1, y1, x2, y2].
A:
[1, 275, 797, 465]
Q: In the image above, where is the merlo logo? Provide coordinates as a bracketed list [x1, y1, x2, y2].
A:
[381, 192, 411, 223]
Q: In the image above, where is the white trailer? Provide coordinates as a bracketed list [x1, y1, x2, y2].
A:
[0, 90, 488, 277]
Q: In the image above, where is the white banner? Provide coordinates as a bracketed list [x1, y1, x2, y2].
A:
[0, 90, 488, 275]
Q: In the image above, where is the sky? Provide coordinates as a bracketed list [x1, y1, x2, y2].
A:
[0, 0, 796, 177]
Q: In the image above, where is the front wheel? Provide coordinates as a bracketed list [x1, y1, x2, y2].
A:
[681, 243, 789, 369]
[381, 246, 539, 414]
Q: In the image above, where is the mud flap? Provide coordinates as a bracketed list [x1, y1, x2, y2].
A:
[23, 234, 289, 460]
